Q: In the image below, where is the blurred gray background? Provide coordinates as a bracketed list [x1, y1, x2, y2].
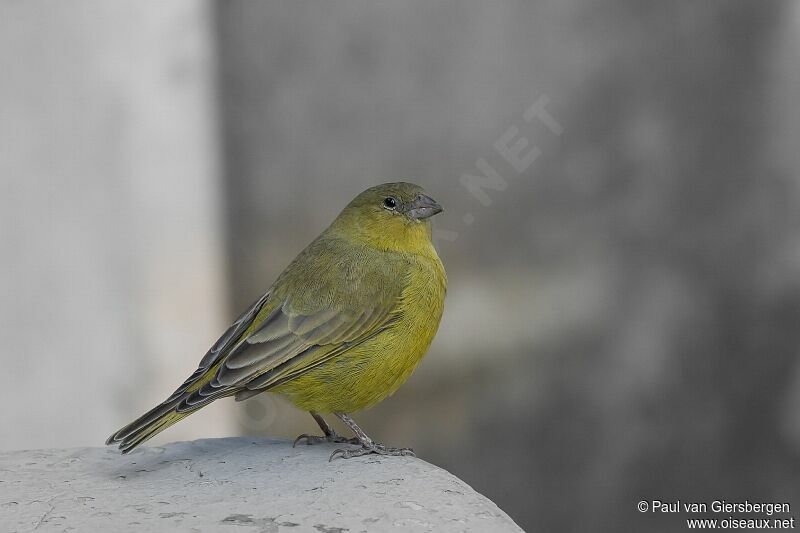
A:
[1, 1, 799, 531]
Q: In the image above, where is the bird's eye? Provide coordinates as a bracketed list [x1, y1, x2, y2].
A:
[383, 197, 397, 210]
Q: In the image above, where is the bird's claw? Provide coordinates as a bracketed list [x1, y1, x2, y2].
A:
[293, 433, 361, 448]
[329, 444, 415, 461]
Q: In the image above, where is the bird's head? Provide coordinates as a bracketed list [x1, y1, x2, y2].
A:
[330, 182, 443, 253]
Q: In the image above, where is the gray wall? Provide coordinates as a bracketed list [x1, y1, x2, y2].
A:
[1, 1, 799, 531]
[0, 0, 235, 450]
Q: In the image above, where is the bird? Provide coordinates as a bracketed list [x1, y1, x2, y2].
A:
[106, 182, 446, 460]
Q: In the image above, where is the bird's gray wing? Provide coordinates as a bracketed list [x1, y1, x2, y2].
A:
[172, 295, 401, 412]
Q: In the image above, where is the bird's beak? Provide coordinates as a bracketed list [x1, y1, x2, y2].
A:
[406, 193, 443, 220]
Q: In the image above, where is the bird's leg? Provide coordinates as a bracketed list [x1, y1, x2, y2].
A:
[329, 413, 415, 461]
[293, 411, 360, 447]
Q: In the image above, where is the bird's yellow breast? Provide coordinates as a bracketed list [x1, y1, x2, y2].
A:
[272, 250, 446, 413]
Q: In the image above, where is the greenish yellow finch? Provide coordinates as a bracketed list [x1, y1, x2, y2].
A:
[107, 183, 446, 459]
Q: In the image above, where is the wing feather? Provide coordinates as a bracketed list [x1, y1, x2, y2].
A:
[212, 301, 398, 391]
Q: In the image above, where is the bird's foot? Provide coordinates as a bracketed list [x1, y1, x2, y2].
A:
[293, 433, 360, 448]
[329, 443, 415, 461]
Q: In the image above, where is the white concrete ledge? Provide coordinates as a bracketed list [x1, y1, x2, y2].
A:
[0, 437, 523, 532]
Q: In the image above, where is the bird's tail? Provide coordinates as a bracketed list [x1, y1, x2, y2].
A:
[107, 359, 243, 453]
[105, 401, 194, 454]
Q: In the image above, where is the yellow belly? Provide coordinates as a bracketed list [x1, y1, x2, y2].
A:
[272, 257, 446, 413]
